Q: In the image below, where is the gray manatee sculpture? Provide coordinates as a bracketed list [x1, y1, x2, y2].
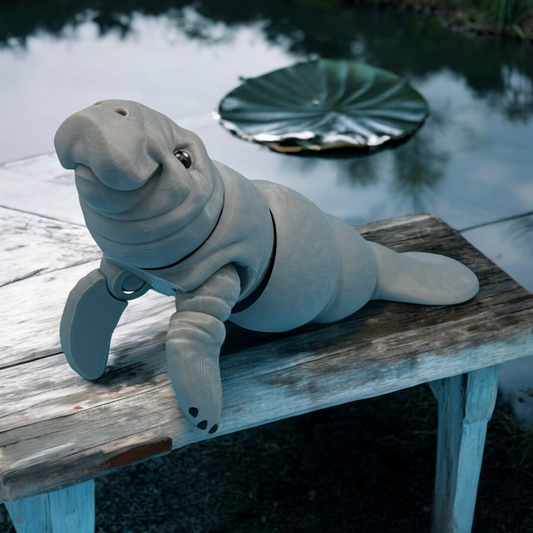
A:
[55, 100, 479, 434]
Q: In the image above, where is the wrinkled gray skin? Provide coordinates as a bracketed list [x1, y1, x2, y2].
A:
[55, 100, 225, 269]
[55, 100, 479, 434]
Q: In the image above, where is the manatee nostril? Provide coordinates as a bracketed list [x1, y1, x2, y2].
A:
[94, 101, 102, 105]
[114, 107, 128, 116]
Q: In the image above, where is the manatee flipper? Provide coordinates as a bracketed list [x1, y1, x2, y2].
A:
[166, 264, 241, 433]
[60, 269, 127, 380]
[369, 242, 479, 305]
[60, 263, 150, 380]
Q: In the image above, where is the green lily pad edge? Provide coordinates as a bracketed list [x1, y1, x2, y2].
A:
[215, 59, 430, 153]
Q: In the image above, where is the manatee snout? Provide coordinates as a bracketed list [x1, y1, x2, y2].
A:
[54, 100, 159, 191]
[54, 99, 226, 269]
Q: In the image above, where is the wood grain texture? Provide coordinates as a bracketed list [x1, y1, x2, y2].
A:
[4, 479, 94, 533]
[0, 206, 99, 287]
[1, 212, 532, 503]
[48, 479, 94, 533]
[0, 262, 175, 369]
[4, 491, 52, 532]
[0, 154, 83, 225]
[429, 366, 500, 533]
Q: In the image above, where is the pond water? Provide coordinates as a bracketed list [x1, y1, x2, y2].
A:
[1, 1, 533, 421]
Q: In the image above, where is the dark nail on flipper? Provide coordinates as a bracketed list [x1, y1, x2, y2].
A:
[189, 407, 199, 417]
[197, 420, 208, 430]
[208, 424, 218, 434]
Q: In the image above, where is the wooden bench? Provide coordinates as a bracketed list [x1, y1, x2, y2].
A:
[1, 187, 533, 532]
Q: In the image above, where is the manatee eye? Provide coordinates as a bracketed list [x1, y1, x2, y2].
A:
[174, 150, 192, 169]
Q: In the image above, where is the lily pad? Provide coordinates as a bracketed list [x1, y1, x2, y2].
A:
[216, 59, 429, 153]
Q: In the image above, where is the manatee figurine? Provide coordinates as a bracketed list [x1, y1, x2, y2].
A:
[55, 100, 479, 434]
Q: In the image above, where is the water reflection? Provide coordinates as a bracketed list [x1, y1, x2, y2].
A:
[333, 154, 381, 189]
[1, 0, 532, 229]
[275, 97, 482, 215]
[2, 0, 532, 121]
[390, 100, 485, 213]
[494, 67, 533, 122]
[508, 215, 533, 256]
[391, 123, 449, 215]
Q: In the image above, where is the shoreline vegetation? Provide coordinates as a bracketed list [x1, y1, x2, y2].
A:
[357, 0, 533, 41]
[1, 0, 532, 50]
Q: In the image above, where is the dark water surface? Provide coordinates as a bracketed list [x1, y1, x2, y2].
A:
[2, 1, 532, 229]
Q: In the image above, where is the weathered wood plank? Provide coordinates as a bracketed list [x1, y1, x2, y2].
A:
[0, 247, 530, 428]
[0, 212, 525, 370]
[1, 303, 532, 501]
[1, 214, 532, 503]
[0, 261, 175, 369]
[0, 154, 82, 225]
[1, 293, 531, 436]
[429, 366, 500, 533]
[0, 206, 99, 287]
[0, 214, 439, 369]
[1, 261, 96, 368]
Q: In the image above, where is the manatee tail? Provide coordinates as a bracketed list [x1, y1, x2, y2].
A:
[368, 242, 479, 305]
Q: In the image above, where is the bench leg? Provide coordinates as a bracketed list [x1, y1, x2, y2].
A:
[429, 365, 500, 533]
[5, 479, 95, 533]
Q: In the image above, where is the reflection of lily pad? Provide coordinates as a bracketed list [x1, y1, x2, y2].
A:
[216, 59, 429, 153]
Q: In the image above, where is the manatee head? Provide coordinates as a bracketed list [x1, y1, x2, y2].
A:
[54, 100, 224, 268]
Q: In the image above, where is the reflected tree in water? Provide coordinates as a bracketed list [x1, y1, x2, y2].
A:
[334, 154, 380, 188]
[491, 66, 533, 123]
[2, 0, 532, 125]
[508, 215, 533, 257]
[167, 7, 234, 44]
[390, 100, 482, 214]
[279, 148, 381, 188]
[391, 118, 449, 214]
[284, 99, 480, 212]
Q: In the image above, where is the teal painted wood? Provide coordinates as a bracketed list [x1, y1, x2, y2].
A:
[5, 480, 95, 533]
[4, 492, 52, 532]
[429, 365, 500, 533]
